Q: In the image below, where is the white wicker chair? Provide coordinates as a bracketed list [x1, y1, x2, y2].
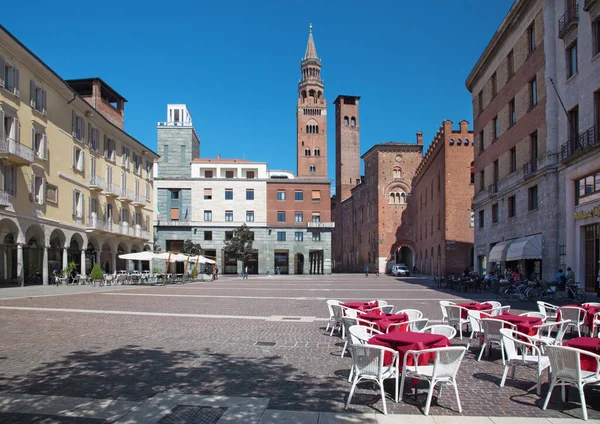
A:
[421, 325, 457, 339]
[348, 324, 382, 345]
[346, 344, 399, 415]
[478, 318, 516, 362]
[396, 309, 423, 321]
[326, 300, 341, 334]
[399, 346, 467, 416]
[499, 328, 550, 395]
[531, 320, 570, 346]
[329, 304, 346, 337]
[560, 306, 587, 337]
[466, 310, 492, 350]
[592, 312, 600, 337]
[542, 345, 600, 421]
[484, 301, 502, 310]
[381, 305, 394, 314]
[537, 301, 559, 322]
[446, 305, 470, 339]
[439, 301, 455, 325]
[341, 317, 381, 358]
[583, 302, 600, 307]
[519, 311, 546, 321]
[491, 305, 511, 316]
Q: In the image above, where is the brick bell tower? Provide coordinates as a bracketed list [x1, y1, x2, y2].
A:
[297, 24, 327, 179]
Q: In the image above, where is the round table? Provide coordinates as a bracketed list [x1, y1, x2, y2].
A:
[369, 332, 451, 367]
[456, 302, 493, 318]
[495, 312, 542, 336]
[361, 312, 408, 332]
[342, 301, 378, 312]
[563, 337, 600, 372]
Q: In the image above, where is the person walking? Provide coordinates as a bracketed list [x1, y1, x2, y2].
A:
[243, 266, 249, 279]
[365, 266, 369, 277]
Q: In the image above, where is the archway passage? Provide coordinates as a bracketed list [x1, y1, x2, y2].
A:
[396, 246, 414, 271]
[295, 253, 304, 275]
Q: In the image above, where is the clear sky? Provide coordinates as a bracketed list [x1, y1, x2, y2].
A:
[3, 0, 513, 186]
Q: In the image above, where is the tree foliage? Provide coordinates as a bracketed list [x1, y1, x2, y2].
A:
[223, 224, 254, 261]
[181, 239, 202, 256]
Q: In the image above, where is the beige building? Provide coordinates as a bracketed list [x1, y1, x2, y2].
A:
[0, 24, 158, 285]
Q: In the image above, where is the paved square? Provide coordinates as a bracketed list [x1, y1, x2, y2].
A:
[0, 274, 598, 422]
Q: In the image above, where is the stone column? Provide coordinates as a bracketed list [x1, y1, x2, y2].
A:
[16, 243, 24, 286]
[111, 251, 117, 273]
[62, 247, 68, 272]
[42, 246, 49, 285]
[96, 250, 101, 269]
[80, 249, 86, 276]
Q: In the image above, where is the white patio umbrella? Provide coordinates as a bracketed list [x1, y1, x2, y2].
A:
[118, 251, 157, 261]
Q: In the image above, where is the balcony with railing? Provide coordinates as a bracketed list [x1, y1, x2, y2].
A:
[561, 124, 600, 162]
[523, 159, 538, 177]
[488, 183, 498, 196]
[104, 183, 120, 197]
[132, 192, 147, 207]
[558, 4, 579, 38]
[88, 175, 105, 191]
[0, 138, 34, 165]
[0, 189, 14, 207]
[307, 221, 335, 228]
[86, 216, 150, 240]
[584, 0, 599, 11]
[118, 188, 134, 203]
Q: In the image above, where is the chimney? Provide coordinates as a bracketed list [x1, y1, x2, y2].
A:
[416, 131, 423, 145]
[217, 154, 221, 159]
[460, 120, 470, 133]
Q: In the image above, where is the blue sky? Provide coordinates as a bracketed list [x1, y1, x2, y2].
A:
[4, 0, 513, 185]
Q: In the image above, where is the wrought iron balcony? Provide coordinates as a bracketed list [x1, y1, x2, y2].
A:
[104, 183, 120, 197]
[132, 192, 147, 207]
[558, 4, 579, 38]
[118, 188, 135, 203]
[488, 183, 498, 196]
[561, 124, 600, 162]
[88, 175, 105, 191]
[0, 138, 34, 165]
[523, 159, 538, 177]
[0, 189, 13, 207]
[584, 0, 599, 11]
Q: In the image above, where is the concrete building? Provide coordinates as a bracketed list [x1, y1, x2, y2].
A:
[0, 24, 158, 285]
[412, 120, 474, 276]
[552, 0, 600, 291]
[466, 0, 557, 281]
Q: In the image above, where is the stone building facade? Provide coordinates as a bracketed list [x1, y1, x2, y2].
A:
[466, 0, 558, 281]
[412, 120, 474, 276]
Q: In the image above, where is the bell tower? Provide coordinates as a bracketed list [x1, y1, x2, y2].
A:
[297, 24, 327, 179]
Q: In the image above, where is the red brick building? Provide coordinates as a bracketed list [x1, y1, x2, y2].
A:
[412, 120, 475, 276]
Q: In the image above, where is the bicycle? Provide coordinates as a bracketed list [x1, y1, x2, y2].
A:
[504, 281, 539, 303]
[26, 268, 42, 285]
[556, 282, 586, 303]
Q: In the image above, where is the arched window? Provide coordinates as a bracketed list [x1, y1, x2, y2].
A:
[400, 192, 407, 204]
[305, 148, 311, 156]
[457, 139, 462, 146]
[302, 90, 307, 100]
[464, 139, 469, 146]
[309, 165, 316, 173]
[449, 139, 454, 145]
[393, 167, 402, 179]
[317, 91, 322, 99]
[344, 116, 349, 126]
[315, 125, 319, 133]
[309, 89, 316, 98]
[350, 117, 356, 127]
[314, 148, 320, 156]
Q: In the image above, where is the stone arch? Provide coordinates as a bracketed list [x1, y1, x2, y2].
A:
[350, 117, 356, 127]
[314, 147, 320, 156]
[0, 217, 22, 243]
[344, 116, 349, 126]
[0, 218, 21, 284]
[116, 242, 129, 271]
[69, 233, 86, 251]
[100, 242, 113, 274]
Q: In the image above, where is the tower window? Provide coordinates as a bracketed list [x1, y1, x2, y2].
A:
[344, 116, 349, 126]
[350, 117, 356, 127]
[305, 148, 311, 156]
[314, 148, 320, 156]
[309, 165, 316, 173]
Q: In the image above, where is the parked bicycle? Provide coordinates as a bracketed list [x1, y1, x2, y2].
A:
[26, 268, 42, 284]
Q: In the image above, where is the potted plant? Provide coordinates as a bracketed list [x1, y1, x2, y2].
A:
[90, 264, 104, 287]
[191, 267, 199, 280]
[62, 261, 78, 284]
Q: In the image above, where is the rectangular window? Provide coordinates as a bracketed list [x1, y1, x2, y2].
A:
[508, 195, 516, 218]
[163, 145, 169, 163]
[568, 105, 580, 141]
[246, 171, 255, 179]
[594, 18, 600, 57]
[203, 188, 212, 200]
[204, 210, 212, 221]
[528, 23, 535, 54]
[479, 210, 484, 228]
[491, 72, 497, 98]
[493, 160, 499, 185]
[225, 188, 233, 200]
[509, 147, 517, 174]
[507, 50, 514, 79]
[312, 212, 321, 222]
[492, 203, 499, 224]
[1, 58, 19, 96]
[493, 117, 498, 140]
[277, 190, 286, 200]
[225, 210, 233, 221]
[180, 145, 186, 164]
[530, 78, 537, 107]
[295, 190, 303, 201]
[46, 183, 58, 206]
[121, 146, 130, 169]
[30, 80, 47, 114]
[277, 231, 286, 241]
[246, 189, 254, 200]
[88, 127, 99, 152]
[480, 170, 485, 193]
[225, 170, 234, 178]
[170, 207, 179, 221]
[205, 170, 213, 178]
[72, 146, 85, 172]
[528, 185, 538, 211]
[509, 98, 516, 126]
[72, 112, 85, 142]
[530, 131, 539, 163]
[72, 189, 83, 217]
[312, 232, 321, 242]
[478, 91, 483, 115]
[225, 231, 233, 240]
[277, 211, 286, 222]
[479, 130, 485, 154]
[311, 190, 321, 202]
[204, 231, 212, 241]
[31, 127, 47, 159]
[295, 212, 303, 222]
[567, 40, 578, 78]
[145, 183, 150, 202]
[171, 189, 180, 200]
[246, 210, 254, 222]
[146, 160, 153, 179]
[295, 231, 303, 241]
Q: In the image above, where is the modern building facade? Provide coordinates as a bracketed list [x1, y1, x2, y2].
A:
[466, 0, 558, 281]
[0, 25, 158, 285]
[412, 120, 474, 276]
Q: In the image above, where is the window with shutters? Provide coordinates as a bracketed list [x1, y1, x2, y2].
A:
[144, 215, 150, 232]
[145, 183, 150, 202]
[204, 188, 212, 200]
[120, 207, 129, 223]
[30, 80, 47, 114]
[205, 170, 213, 178]
[145, 160, 153, 179]
[121, 145, 130, 169]
[72, 111, 85, 142]
[0, 164, 17, 196]
[133, 153, 142, 175]
[31, 127, 47, 160]
[311, 190, 321, 203]
[104, 136, 116, 162]
[225, 170, 234, 178]
[2, 112, 19, 144]
[72, 146, 85, 172]
[72, 190, 84, 218]
[88, 126, 99, 152]
[46, 183, 58, 206]
[0, 57, 19, 96]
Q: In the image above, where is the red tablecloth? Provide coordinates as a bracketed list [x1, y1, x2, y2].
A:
[563, 337, 600, 372]
[361, 312, 408, 332]
[342, 301, 378, 313]
[495, 313, 543, 336]
[456, 302, 493, 318]
[369, 332, 451, 367]
[558, 305, 600, 331]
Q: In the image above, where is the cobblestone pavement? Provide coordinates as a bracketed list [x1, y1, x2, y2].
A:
[0, 274, 599, 422]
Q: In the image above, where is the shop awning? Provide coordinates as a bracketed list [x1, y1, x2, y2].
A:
[488, 240, 513, 263]
[505, 234, 543, 261]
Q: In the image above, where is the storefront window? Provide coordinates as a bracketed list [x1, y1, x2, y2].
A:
[576, 170, 600, 204]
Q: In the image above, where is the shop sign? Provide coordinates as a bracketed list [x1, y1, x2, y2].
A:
[574, 205, 600, 220]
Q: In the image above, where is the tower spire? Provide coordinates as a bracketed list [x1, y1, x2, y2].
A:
[304, 23, 318, 60]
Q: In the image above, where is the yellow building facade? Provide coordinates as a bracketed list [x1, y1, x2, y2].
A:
[0, 25, 158, 285]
